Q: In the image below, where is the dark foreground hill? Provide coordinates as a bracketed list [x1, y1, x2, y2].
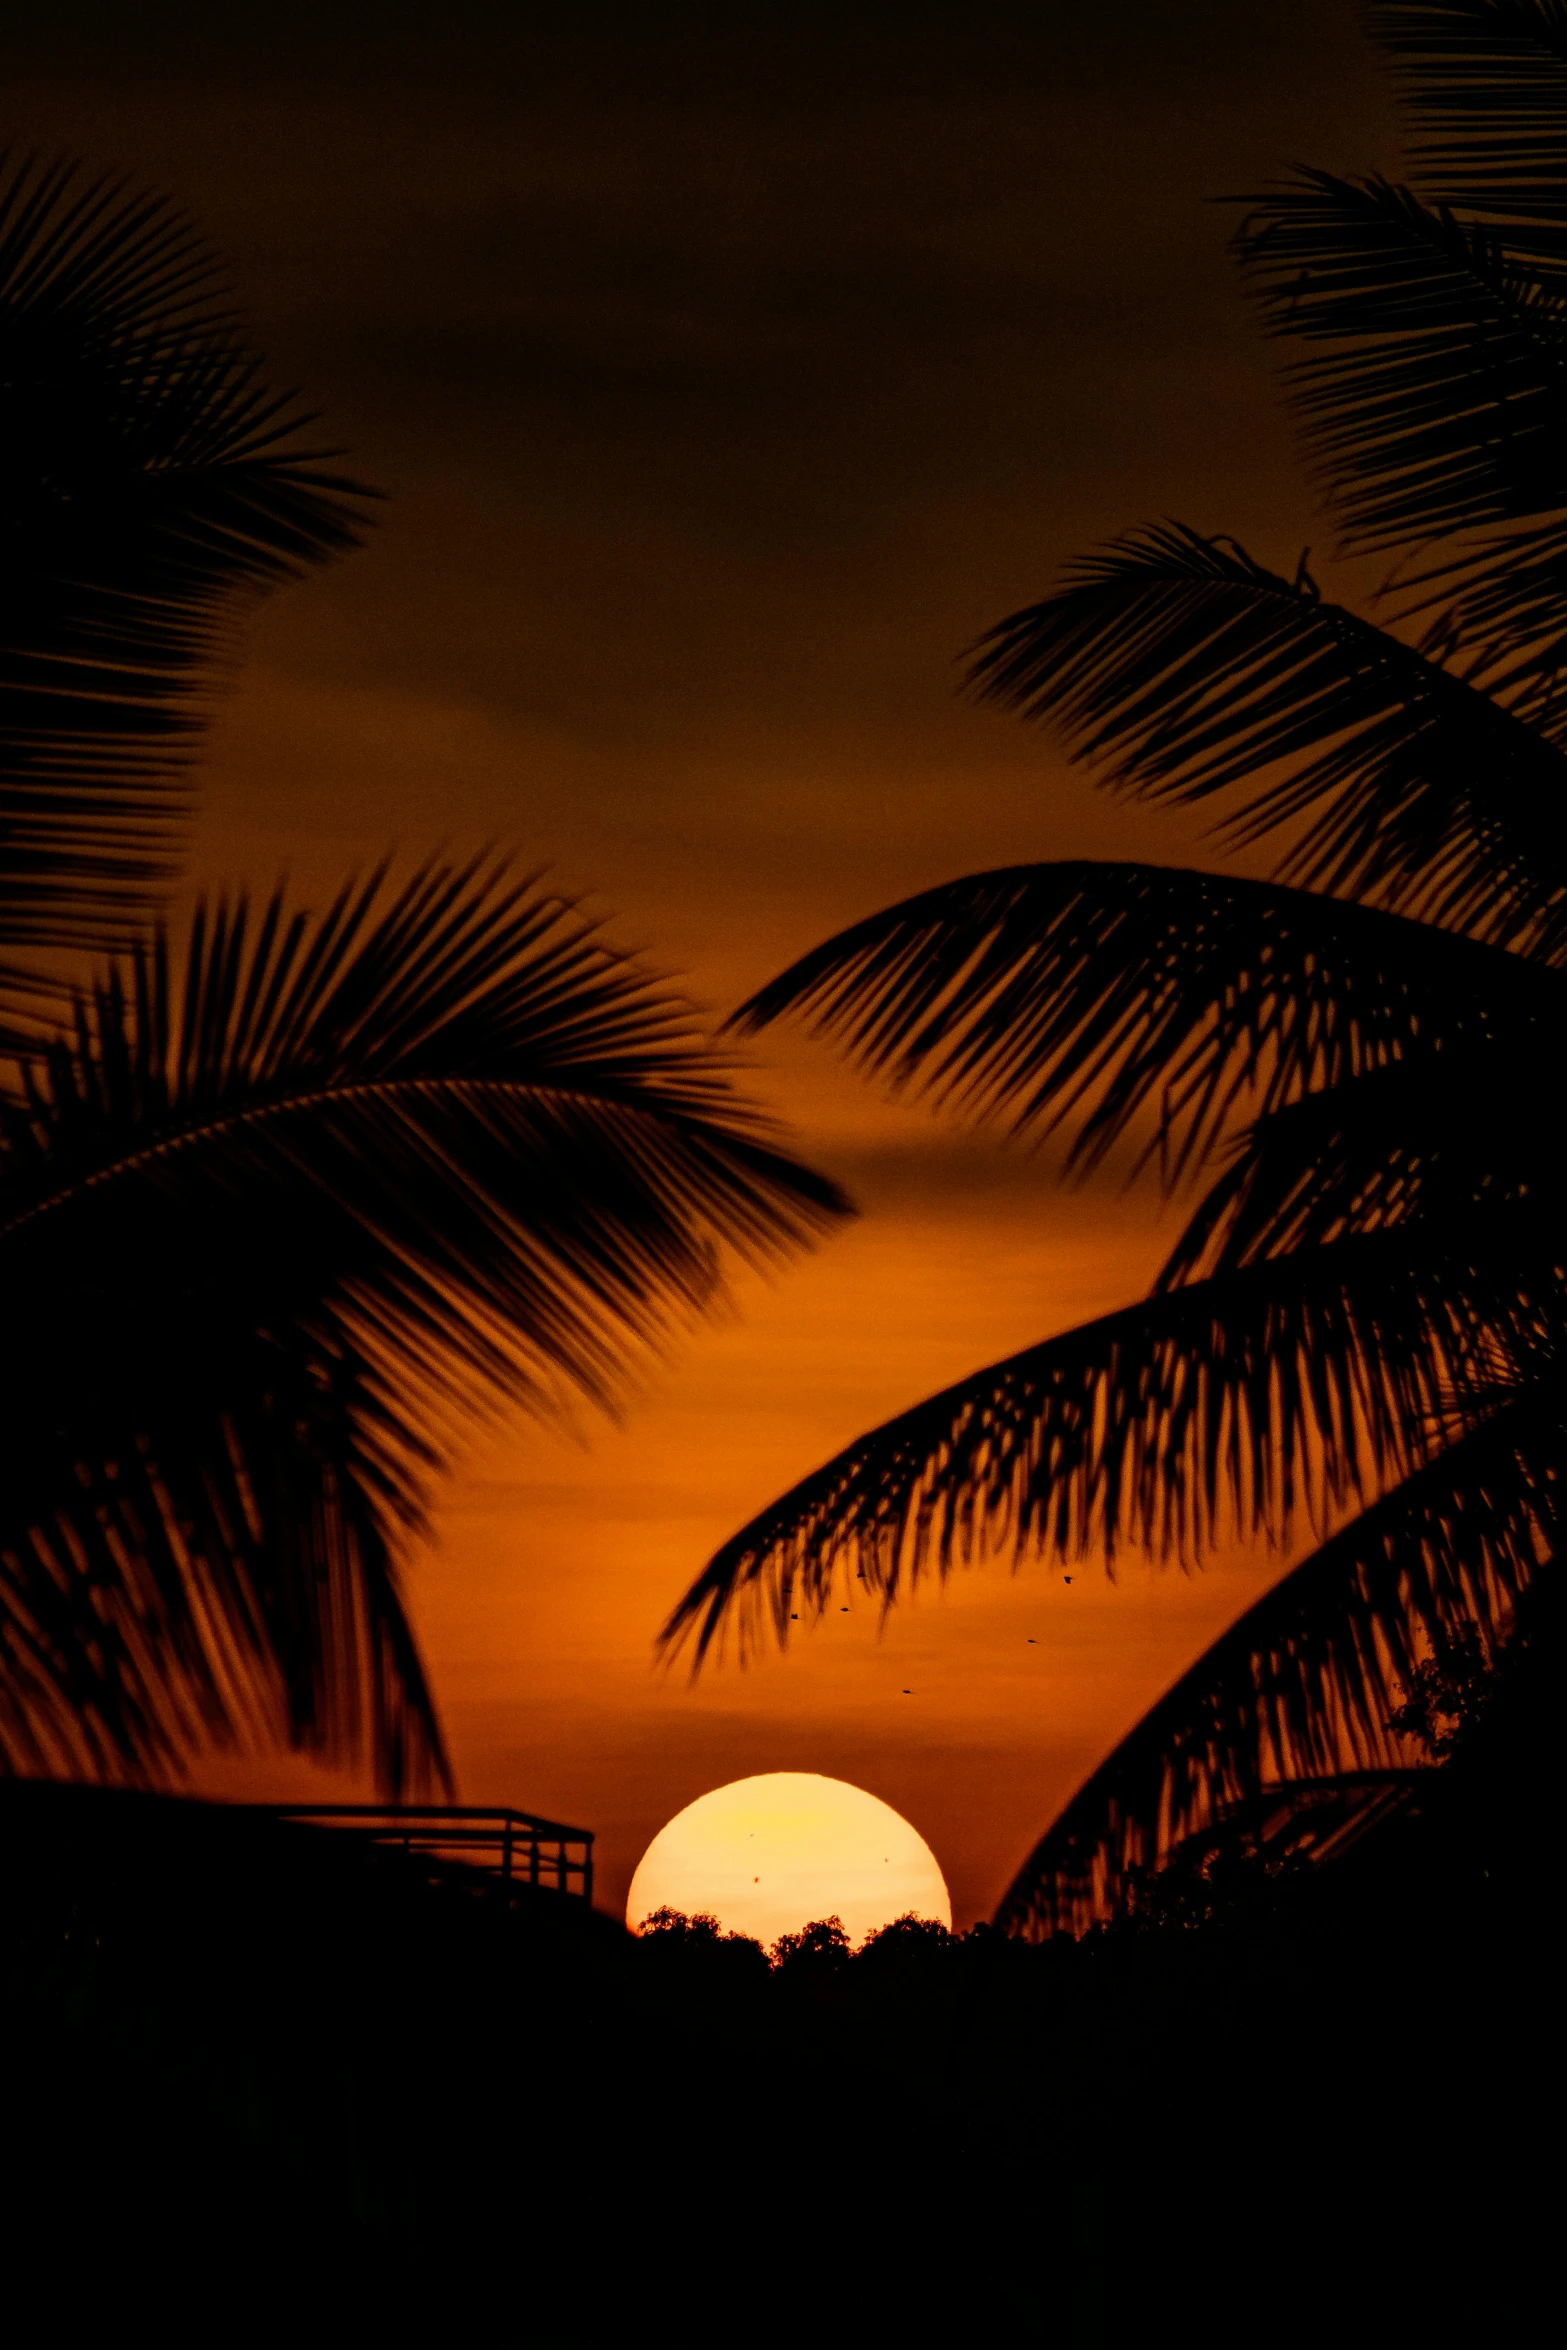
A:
[0, 1696, 1551, 2347]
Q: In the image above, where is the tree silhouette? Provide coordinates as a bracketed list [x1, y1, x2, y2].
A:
[0, 151, 368, 975]
[770, 1915, 852, 1976]
[664, 1, 1566, 1927]
[858, 1912, 952, 1958]
[0, 158, 846, 1788]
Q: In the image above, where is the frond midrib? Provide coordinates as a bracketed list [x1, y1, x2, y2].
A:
[0, 1066, 761, 1246]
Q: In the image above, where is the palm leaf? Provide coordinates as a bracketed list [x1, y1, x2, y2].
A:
[0, 858, 849, 1785]
[1161, 1037, 1562, 1281]
[0, 1326, 440, 1790]
[1231, 156, 1567, 687]
[1232, 168, 1567, 553]
[0, 151, 373, 957]
[731, 861, 1555, 1181]
[1421, 510, 1567, 693]
[993, 1392, 1556, 1935]
[662, 1233, 1513, 1666]
[1373, 0, 1567, 251]
[966, 525, 1567, 952]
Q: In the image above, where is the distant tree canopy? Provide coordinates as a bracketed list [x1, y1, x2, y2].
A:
[634, 1908, 953, 1971]
[770, 1915, 853, 1975]
[858, 1912, 955, 1961]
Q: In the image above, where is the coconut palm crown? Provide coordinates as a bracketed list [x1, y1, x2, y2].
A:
[0, 155, 846, 1790]
[663, 0, 1567, 1930]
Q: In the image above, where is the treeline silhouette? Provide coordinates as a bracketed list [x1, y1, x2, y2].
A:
[1, 1626, 1548, 2343]
[636, 1902, 954, 1973]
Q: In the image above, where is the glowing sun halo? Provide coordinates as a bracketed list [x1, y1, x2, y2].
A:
[626, 1772, 952, 1945]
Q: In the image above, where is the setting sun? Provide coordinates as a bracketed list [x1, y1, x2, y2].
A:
[626, 1772, 952, 1945]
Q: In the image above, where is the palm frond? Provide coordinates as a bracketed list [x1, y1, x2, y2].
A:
[731, 862, 1555, 1181]
[993, 1392, 1557, 1936]
[966, 525, 1567, 953]
[1422, 509, 1567, 696]
[1161, 1038, 1562, 1282]
[0, 857, 849, 1785]
[0, 151, 373, 955]
[1231, 158, 1567, 691]
[1373, 0, 1567, 251]
[1232, 168, 1567, 552]
[662, 1234, 1508, 1667]
[0, 1329, 442, 1791]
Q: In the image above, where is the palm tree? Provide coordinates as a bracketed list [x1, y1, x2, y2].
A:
[0, 150, 368, 973]
[662, 0, 1567, 1930]
[0, 157, 847, 1789]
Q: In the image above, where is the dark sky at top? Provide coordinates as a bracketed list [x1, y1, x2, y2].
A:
[5, 1, 1400, 967]
[2, 3, 1405, 1919]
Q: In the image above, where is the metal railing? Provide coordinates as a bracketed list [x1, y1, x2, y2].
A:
[271, 1805, 594, 1903]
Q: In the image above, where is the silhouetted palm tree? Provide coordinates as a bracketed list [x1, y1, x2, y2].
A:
[665, 0, 1567, 1928]
[0, 157, 846, 1788]
[0, 151, 367, 975]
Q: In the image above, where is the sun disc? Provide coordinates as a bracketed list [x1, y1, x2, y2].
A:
[626, 1771, 951, 1945]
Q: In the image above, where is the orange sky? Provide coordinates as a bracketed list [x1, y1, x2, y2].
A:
[6, 2, 1403, 1922]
